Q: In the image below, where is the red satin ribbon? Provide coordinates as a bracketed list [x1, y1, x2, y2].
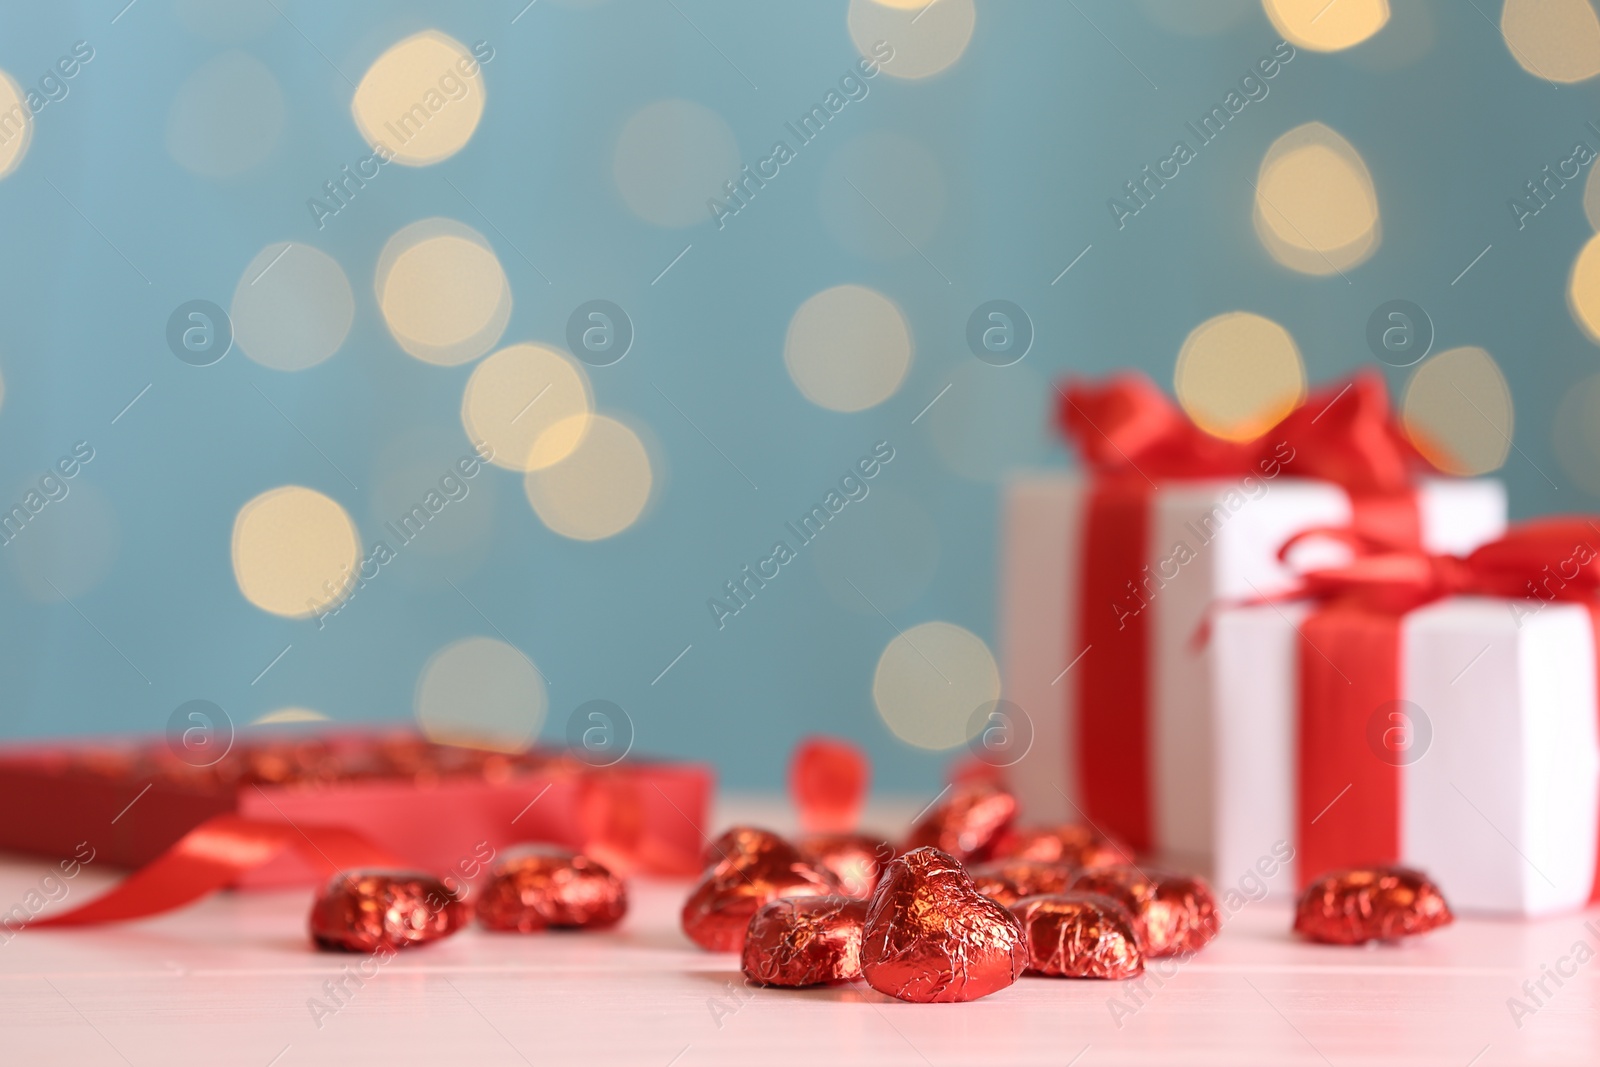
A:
[1056, 371, 1427, 850]
[27, 814, 402, 928]
[1273, 519, 1600, 894]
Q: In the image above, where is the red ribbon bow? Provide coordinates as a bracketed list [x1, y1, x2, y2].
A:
[1055, 369, 1428, 493]
[1278, 518, 1600, 614]
[1054, 371, 1435, 852]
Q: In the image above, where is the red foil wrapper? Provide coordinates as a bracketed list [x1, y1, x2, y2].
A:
[861, 846, 1027, 1003]
[993, 824, 1132, 870]
[904, 781, 1017, 863]
[476, 846, 627, 932]
[741, 896, 867, 986]
[789, 737, 869, 834]
[1293, 867, 1454, 945]
[682, 827, 840, 952]
[797, 833, 892, 900]
[968, 859, 1076, 908]
[1070, 866, 1220, 958]
[1010, 893, 1144, 979]
[309, 869, 468, 952]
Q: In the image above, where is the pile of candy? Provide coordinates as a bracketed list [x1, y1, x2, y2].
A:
[680, 776, 1455, 1003]
[309, 844, 627, 952]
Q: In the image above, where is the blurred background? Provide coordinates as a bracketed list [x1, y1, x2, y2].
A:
[0, 0, 1594, 791]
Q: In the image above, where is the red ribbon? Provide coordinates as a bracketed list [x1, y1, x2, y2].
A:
[27, 814, 402, 928]
[1270, 519, 1600, 894]
[1055, 371, 1430, 851]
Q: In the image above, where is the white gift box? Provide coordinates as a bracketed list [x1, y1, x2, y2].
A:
[1000, 472, 1507, 876]
[1212, 596, 1600, 916]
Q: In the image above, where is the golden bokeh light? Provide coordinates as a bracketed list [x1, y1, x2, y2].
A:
[461, 343, 594, 472]
[1553, 373, 1600, 496]
[1175, 312, 1306, 442]
[377, 218, 511, 366]
[165, 50, 285, 177]
[1262, 0, 1389, 52]
[232, 486, 361, 619]
[352, 31, 488, 166]
[231, 243, 355, 371]
[1402, 347, 1514, 476]
[1254, 122, 1381, 275]
[0, 69, 33, 180]
[613, 99, 739, 228]
[414, 636, 547, 752]
[785, 285, 913, 413]
[252, 707, 330, 725]
[1501, 0, 1600, 84]
[1569, 233, 1600, 341]
[872, 621, 1000, 750]
[848, 0, 976, 80]
[523, 414, 654, 541]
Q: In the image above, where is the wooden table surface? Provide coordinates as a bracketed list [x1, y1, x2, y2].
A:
[0, 795, 1595, 1066]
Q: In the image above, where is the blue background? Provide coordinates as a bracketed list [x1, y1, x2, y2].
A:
[0, 0, 1591, 791]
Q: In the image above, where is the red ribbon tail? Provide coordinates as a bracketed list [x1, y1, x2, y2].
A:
[28, 814, 404, 928]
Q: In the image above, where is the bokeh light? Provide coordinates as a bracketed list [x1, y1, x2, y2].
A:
[231, 243, 355, 371]
[1402, 347, 1514, 476]
[7, 480, 120, 603]
[848, 0, 976, 80]
[872, 621, 1000, 750]
[924, 361, 1051, 481]
[0, 69, 33, 180]
[1501, 0, 1600, 84]
[461, 343, 594, 472]
[165, 49, 285, 177]
[252, 707, 330, 725]
[1254, 122, 1381, 275]
[1175, 312, 1306, 442]
[352, 31, 487, 166]
[612, 99, 739, 228]
[523, 414, 654, 541]
[1569, 232, 1600, 341]
[785, 285, 913, 412]
[1553, 372, 1600, 495]
[1262, 0, 1390, 52]
[414, 636, 547, 752]
[819, 133, 947, 261]
[377, 218, 511, 366]
[231, 486, 361, 619]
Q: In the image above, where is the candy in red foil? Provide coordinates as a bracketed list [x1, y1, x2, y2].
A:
[475, 846, 627, 932]
[789, 736, 870, 834]
[904, 781, 1017, 863]
[682, 828, 840, 952]
[1293, 867, 1453, 945]
[741, 896, 867, 986]
[1070, 866, 1220, 958]
[1010, 893, 1144, 979]
[993, 824, 1131, 870]
[968, 859, 1076, 908]
[798, 833, 892, 900]
[861, 846, 1027, 1003]
[309, 869, 469, 952]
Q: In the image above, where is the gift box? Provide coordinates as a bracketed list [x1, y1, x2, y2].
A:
[0, 730, 713, 887]
[1211, 521, 1600, 916]
[1000, 372, 1507, 870]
